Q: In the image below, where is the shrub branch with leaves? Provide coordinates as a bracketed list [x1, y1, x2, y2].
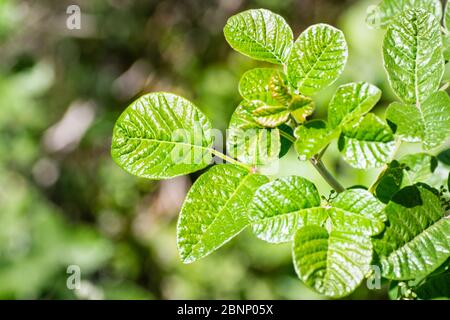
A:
[111, 1, 450, 299]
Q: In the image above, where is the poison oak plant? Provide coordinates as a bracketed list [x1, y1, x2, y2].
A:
[111, 1, 450, 299]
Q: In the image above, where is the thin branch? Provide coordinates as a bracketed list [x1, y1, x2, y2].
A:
[279, 130, 296, 143]
[309, 156, 345, 193]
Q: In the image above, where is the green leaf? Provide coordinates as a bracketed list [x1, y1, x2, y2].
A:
[372, 160, 405, 204]
[416, 271, 450, 299]
[338, 114, 396, 169]
[374, 185, 450, 280]
[366, 0, 442, 29]
[248, 177, 325, 243]
[328, 82, 382, 129]
[289, 95, 315, 123]
[279, 124, 295, 158]
[224, 9, 293, 64]
[292, 226, 374, 298]
[111, 92, 214, 180]
[292, 189, 386, 297]
[438, 149, 450, 166]
[270, 70, 293, 105]
[294, 120, 338, 161]
[372, 154, 438, 203]
[239, 68, 286, 106]
[177, 164, 269, 263]
[445, 0, 450, 32]
[386, 91, 450, 150]
[253, 95, 315, 128]
[227, 101, 281, 165]
[442, 34, 450, 62]
[328, 189, 386, 235]
[383, 9, 444, 104]
[287, 24, 348, 96]
[400, 153, 438, 184]
[252, 105, 290, 128]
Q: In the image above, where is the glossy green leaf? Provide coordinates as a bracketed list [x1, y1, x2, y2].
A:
[248, 177, 325, 243]
[239, 68, 285, 106]
[292, 189, 386, 297]
[227, 101, 281, 165]
[111, 92, 214, 180]
[270, 70, 293, 105]
[366, 0, 442, 29]
[289, 95, 315, 123]
[383, 9, 444, 104]
[400, 153, 438, 184]
[328, 82, 382, 129]
[292, 226, 374, 298]
[386, 91, 450, 150]
[252, 105, 290, 128]
[287, 24, 348, 96]
[339, 114, 396, 169]
[374, 185, 450, 280]
[224, 9, 293, 64]
[177, 164, 269, 263]
[294, 120, 338, 161]
[328, 189, 386, 235]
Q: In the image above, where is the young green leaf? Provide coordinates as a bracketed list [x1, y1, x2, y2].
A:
[252, 105, 290, 128]
[386, 91, 450, 150]
[287, 24, 348, 96]
[383, 9, 444, 104]
[294, 120, 338, 161]
[111, 92, 214, 180]
[270, 70, 293, 105]
[239, 68, 285, 106]
[223, 9, 293, 64]
[248, 177, 325, 243]
[292, 226, 374, 298]
[289, 95, 315, 123]
[338, 113, 396, 169]
[374, 185, 450, 280]
[328, 82, 382, 129]
[366, 0, 442, 29]
[177, 164, 269, 263]
[227, 101, 281, 165]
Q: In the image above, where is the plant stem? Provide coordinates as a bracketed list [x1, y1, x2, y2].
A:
[211, 149, 252, 170]
[310, 156, 345, 193]
[279, 130, 296, 143]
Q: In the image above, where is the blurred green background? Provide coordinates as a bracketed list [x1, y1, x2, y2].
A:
[0, 0, 448, 300]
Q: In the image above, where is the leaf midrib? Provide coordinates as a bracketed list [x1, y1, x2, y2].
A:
[230, 14, 287, 64]
[296, 29, 340, 90]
